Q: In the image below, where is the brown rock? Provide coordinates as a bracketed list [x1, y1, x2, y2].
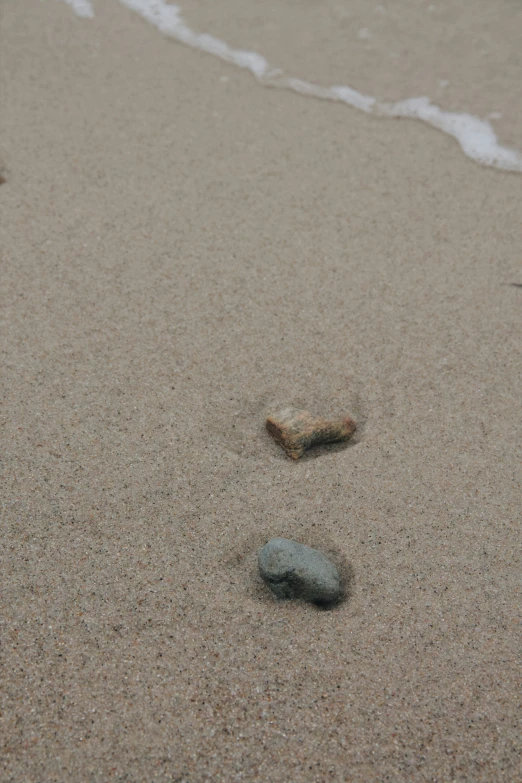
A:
[266, 407, 356, 460]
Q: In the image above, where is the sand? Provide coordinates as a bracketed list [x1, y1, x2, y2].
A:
[1, 2, 521, 781]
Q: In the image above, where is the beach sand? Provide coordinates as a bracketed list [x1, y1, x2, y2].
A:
[1, 2, 521, 781]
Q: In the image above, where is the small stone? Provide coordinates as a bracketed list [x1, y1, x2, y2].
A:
[258, 538, 342, 605]
[266, 407, 356, 460]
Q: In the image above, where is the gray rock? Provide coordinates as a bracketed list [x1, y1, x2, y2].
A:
[258, 538, 341, 605]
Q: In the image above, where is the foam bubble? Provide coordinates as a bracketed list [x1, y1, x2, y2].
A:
[62, 0, 522, 173]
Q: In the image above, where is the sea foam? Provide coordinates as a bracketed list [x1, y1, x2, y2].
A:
[63, 0, 94, 18]
[62, 0, 522, 173]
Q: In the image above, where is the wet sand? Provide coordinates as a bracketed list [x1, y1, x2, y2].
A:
[1, 2, 521, 781]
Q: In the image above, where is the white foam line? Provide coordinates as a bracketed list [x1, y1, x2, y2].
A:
[63, 0, 94, 18]
[63, 0, 522, 173]
[377, 97, 522, 173]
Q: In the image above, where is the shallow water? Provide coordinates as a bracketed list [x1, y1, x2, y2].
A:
[62, 0, 522, 171]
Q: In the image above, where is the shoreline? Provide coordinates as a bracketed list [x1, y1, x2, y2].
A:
[2, 2, 521, 781]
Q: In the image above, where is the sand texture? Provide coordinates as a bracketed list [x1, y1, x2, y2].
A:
[1, 2, 521, 781]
